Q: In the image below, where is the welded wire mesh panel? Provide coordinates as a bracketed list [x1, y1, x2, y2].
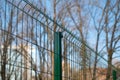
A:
[0, 0, 115, 80]
[61, 33, 108, 80]
[0, 0, 55, 80]
[61, 32, 81, 80]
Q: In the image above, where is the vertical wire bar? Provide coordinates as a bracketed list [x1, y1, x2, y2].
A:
[21, 10, 24, 80]
[72, 42, 74, 80]
[63, 39, 65, 79]
[39, 21, 42, 80]
[65, 38, 67, 80]
[66, 39, 68, 79]
[26, 14, 29, 80]
[73, 42, 75, 79]
[71, 41, 72, 80]
[73, 42, 75, 80]
[31, 15, 33, 80]
[2, 0, 7, 79]
[16, 5, 19, 80]
[71, 41, 73, 80]
[78, 47, 80, 80]
[43, 22, 45, 80]
[22, 8, 26, 80]
[52, 31, 54, 80]
[9, 4, 12, 78]
[38, 22, 40, 80]
[69, 39, 71, 80]
[76, 44, 77, 80]
[68, 40, 70, 79]
[74, 43, 76, 80]
[23, 10, 25, 80]
[72, 41, 74, 80]
[35, 20, 38, 80]
[75, 44, 77, 80]
[63, 39, 66, 79]
[50, 27, 53, 80]
[46, 19, 49, 80]
[76, 46, 77, 80]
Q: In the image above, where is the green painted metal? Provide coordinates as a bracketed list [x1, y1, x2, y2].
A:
[54, 32, 63, 80]
[112, 70, 117, 80]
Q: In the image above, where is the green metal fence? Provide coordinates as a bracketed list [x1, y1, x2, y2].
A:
[0, 0, 118, 80]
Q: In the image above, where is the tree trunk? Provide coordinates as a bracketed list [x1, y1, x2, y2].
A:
[92, 33, 100, 80]
[81, 43, 87, 80]
[1, 59, 6, 80]
[1, 46, 7, 80]
[92, 55, 97, 80]
[106, 53, 112, 80]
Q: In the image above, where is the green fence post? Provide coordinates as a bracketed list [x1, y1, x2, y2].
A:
[112, 70, 117, 80]
[54, 32, 63, 80]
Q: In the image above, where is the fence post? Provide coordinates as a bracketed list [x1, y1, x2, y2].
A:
[112, 70, 117, 80]
[54, 32, 63, 80]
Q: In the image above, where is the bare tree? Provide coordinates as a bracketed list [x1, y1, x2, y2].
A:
[103, 0, 120, 80]
[88, 1, 105, 79]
